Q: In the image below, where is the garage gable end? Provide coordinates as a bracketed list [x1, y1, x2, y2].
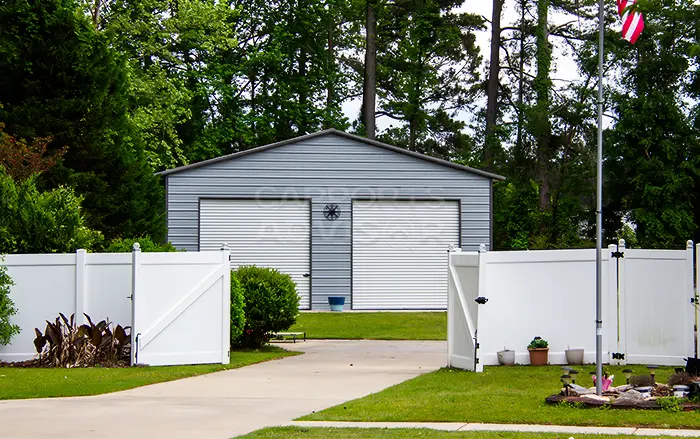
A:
[158, 130, 505, 181]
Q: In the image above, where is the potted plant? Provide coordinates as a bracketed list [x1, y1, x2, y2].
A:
[527, 336, 549, 365]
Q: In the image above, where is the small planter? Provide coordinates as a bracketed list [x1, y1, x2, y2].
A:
[328, 296, 345, 312]
[565, 348, 584, 365]
[674, 385, 690, 398]
[497, 349, 515, 366]
[528, 348, 549, 366]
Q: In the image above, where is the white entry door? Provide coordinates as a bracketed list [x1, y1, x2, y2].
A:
[352, 200, 460, 310]
[199, 199, 311, 309]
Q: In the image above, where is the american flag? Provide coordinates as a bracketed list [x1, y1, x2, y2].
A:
[617, 0, 645, 44]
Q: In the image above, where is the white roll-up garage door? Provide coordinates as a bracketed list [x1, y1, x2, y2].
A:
[352, 200, 460, 310]
[199, 199, 311, 309]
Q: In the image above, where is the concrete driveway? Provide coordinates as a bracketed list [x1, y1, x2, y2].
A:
[0, 340, 446, 439]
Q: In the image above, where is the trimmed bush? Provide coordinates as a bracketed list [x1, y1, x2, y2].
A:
[230, 272, 245, 346]
[0, 169, 103, 253]
[105, 236, 178, 252]
[0, 261, 19, 345]
[233, 265, 299, 348]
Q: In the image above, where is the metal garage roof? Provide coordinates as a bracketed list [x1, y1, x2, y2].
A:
[156, 129, 506, 181]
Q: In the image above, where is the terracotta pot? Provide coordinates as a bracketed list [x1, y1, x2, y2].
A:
[528, 348, 549, 366]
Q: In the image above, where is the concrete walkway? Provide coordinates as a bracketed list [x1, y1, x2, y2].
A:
[290, 421, 700, 437]
[0, 340, 446, 439]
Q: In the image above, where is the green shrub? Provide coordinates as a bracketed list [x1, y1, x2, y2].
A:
[233, 265, 299, 348]
[657, 396, 683, 412]
[105, 236, 178, 252]
[0, 261, 19, 345]
[527, 336, 548, 349]
[0, 170, 103, 253]
[230, 272, 245, 346]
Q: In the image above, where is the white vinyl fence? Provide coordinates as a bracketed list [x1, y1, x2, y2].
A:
[448, 241, 696, 370]
[0, 246, 230, 366]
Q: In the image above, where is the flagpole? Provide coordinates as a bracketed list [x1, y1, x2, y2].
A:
[595, 0, 605, 396]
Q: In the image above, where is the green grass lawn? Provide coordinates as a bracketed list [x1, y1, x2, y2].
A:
[238, 428, 685, 439]
[0, 346, 298, 400]
[288, 312, 446, 340]
[301, 364, 700, 429]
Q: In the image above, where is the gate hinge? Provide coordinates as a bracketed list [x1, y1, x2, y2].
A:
[611, 352, 625, 360]
[475, 342, 480, 349]
[475, 358, 480, 364]
[611, 251, 625, 259]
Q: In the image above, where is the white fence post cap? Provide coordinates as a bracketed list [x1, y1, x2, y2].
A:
[133, 242, 141, 251]
[687, 240, 694, 249]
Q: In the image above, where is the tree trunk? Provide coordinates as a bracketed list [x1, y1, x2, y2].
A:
[534, 0, 552, 210]
[485, 0, 503, 168]
[92, 0, 101, 27]
[299, 46, 308, 133]
[326, 2, 334, 128]
[363, 0, 377, 139]
[409, 117, 417, 150]
[515, 0, 525, 163]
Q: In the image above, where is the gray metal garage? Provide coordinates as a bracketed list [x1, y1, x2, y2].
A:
[159, 130, 504, 310]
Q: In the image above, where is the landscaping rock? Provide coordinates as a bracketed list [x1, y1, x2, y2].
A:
[613, 384, 633, 393]
[580, 394, 610, 403]
[612, 390, 645, 406]
[568, 384, 595, 396]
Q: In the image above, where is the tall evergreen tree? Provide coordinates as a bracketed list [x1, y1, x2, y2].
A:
[0, 0, 165, 240]
[375, 0, 483, 158]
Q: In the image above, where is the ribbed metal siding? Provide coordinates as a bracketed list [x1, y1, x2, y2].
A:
[167, 133, 491, 310]
[199, 199, 311, 309]
[352, 200, 459, 310]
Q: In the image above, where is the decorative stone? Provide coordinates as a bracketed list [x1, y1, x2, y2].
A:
[580, 394, 610, 403]
[612, 390, 646, 406]
[613, 385, 633, 393]
[569, 384, 595, 396]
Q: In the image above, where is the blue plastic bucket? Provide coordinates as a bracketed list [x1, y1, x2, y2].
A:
[328, 296, 345, 312]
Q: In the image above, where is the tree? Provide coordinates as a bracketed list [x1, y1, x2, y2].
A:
[0, 168, 103, 254]
[606, 0, 700, 248]
[0, 0, 165, 240]
[484, 0, 503, 170]
[375, 0, 483, 157]
[363, 0, 378, 139]
[0, 122, 66, 182]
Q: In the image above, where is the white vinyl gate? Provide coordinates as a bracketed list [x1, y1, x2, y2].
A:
[131, 247, 231, 366]
[199, 199, 311, 309]
[448, 241, 696, 369]
[611, 241, 695, 365]
[352, 200, 460, 310]
[447, 247, 484, 371]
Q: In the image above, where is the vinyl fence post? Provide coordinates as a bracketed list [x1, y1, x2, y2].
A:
[447, 245, 455, 368]
[130, 242, 141, 366]
[686, 240, 695, 358]
[75, 249, 87, 325]
[221, 243, 231, 365]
